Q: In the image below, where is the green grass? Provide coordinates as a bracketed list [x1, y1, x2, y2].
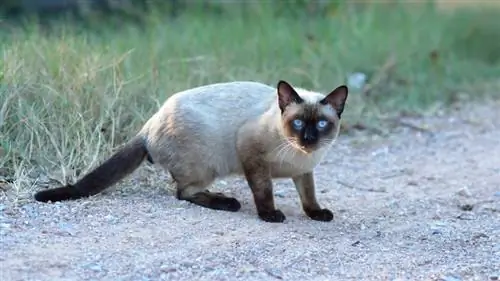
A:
[1, 2, 500, 198]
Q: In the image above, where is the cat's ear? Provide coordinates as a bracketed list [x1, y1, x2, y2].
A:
[277, 80, 304, 112]
[320, 85, 348, 118]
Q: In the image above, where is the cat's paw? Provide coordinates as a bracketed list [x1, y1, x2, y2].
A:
[213, 197, 242, 212]
[306, 208, 334, 222]
[258, 209, 286, 223]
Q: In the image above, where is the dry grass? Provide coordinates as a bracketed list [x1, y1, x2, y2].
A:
[1, 2, 500, 200]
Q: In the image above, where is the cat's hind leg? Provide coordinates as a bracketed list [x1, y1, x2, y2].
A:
[156, 151, 241, 212]
[171, 174, 241, 212]
[178, 186, 241, 212]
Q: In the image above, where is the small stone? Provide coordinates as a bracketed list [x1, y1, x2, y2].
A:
[490, 274, 499, 280]
[457, 186, 472, 197]
[264, 268, 283, 279]
[459, 204, 474, 211]
[407, 180, 419, 186]
[203, 266, 215, 272]
[85, 263, 102, 272]
[58, 223, 76, 236]
[0, 223, 11, 229]
[440, 275, 461, 281]
[160, 264, 176, 273]
[472, 233, 489, 240]
[239, 266, 257, 273]
[430, 222, 446, 235]
[456, 213, 474, 220]
[181, 261, 194, 267]
[431, 229, 442, 235]
[104, 215, 115, 221]
[274, 190, 286, 198]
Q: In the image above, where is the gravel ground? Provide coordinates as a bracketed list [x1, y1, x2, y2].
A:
[1, 101, 499, 281]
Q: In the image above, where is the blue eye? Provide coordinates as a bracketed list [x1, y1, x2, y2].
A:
[292, 119, 303, 129]
[317, 120, 328, 129]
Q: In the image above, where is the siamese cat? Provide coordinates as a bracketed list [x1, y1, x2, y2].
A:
[34, 80, 348, 223]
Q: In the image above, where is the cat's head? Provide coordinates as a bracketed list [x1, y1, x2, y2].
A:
[277, 80, 348, 154]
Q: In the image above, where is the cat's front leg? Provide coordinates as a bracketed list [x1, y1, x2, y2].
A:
[242, 161, 286, 223]
[292, 172, 334, 222]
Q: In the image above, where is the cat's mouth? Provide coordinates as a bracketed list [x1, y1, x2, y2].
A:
[290, 138, 335, 154]
[291, 142, 319, 154]
[284, 136, 325, 154]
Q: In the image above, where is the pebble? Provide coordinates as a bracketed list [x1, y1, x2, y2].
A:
[274, 190, 286, 198]
[104, 215, 116, 223]
[264, 268, 283, 279]
[430, 222, 446, 235]
[58, 223, 76, 236]
[181, 261, 195, 267]
[457, 186, 472, 197]
[84, 263, 103, 272]
[239, 266, 257, 273]
[459, 204, 474, 211]
[0, 223, 11, 235]
[440, 275, 461, 281]
[160, 264, 176, 273]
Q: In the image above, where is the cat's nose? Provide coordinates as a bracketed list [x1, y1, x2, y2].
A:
[303, 132, 317, 144]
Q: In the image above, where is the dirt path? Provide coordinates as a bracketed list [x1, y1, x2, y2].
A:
[1, 101, 499, 281]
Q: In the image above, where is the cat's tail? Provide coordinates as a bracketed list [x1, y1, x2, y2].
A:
[34, 136, 149, 203]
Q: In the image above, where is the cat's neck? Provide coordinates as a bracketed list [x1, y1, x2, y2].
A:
[259, 103, 286, 140]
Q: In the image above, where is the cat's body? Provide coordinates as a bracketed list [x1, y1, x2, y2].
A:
[34, 80, 348, 223]
[143, 81, 329, 179]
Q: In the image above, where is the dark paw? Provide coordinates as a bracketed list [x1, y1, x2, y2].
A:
[212, 197, 242, 212]
[306, 208, 334, 222]
[258, 209, 286, 223]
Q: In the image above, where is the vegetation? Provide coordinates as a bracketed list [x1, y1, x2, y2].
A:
[1, 1, 500, 197]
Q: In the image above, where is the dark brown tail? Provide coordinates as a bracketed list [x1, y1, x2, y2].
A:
[34, 136, 148, 203]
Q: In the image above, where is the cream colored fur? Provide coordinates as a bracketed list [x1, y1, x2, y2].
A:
[139, 81, 341, 193]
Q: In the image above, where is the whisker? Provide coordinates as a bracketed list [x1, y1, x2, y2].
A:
[276, 143, 290, 165]
[275, 141, 293, 165]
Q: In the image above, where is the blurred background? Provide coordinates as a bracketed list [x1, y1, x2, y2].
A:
[1, 0, 500, 183]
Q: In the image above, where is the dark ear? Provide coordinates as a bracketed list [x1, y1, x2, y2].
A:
[320, 85, 348, 118]
[277, 80, 304, 112]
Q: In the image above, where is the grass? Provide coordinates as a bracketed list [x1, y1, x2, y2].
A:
[1, 1, 500, 199]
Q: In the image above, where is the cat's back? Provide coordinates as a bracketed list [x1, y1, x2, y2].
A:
[169, 81, 276, 117]
[151, 81, 276, 129]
